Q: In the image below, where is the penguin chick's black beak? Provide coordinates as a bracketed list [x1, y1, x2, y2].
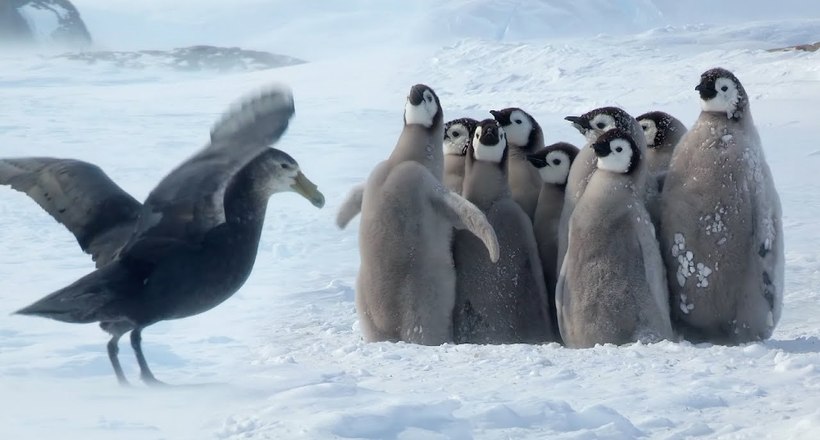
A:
[478, 125, 500, 145]
[696, 79, 717, 100]
[564, 115, 591, 130]
[526, 154, 547, 168]
[592, 141, 611, 158]
[489, 110, 510, 126]
[408, 85, 425, 106]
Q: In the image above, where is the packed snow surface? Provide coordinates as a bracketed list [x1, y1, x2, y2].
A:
[1, 1, 819, 439]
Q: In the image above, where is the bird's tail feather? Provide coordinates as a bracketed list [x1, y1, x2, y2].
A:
[14, 263, 135, 324]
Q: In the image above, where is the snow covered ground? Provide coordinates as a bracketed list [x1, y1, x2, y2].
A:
[1, 1, 819, 439]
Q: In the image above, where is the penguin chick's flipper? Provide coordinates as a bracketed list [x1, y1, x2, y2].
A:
[430, 188, 500, 262]
[336, 183, 365, 229]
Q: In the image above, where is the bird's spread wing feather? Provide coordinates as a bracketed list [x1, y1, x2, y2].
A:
[0, 157, 141, 265]
[122, 84, 295, 262]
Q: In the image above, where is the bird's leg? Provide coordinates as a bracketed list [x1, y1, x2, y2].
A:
[130, 327, 166, 386]
[107, 333, 130, 386]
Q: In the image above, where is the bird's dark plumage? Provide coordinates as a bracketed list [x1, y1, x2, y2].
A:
[11, 84, 325, 386]
[0, 158, 141, 267]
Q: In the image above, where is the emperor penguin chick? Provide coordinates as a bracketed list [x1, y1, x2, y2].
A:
[637, 111, 689, 226]
[526, 142, 580, 342]
[443, 117, 478, 194]
[453, 119, 554, 344]
[557, 107, 649, 287]
[336, 84, 500, 345]
[490, 107, 544, 221]
[636, 111, 688, 183]
[557, 129, 673, 348]
[659, 68, 784, 344]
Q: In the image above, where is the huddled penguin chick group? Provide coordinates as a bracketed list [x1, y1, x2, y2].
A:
[340, 66, 783, 348]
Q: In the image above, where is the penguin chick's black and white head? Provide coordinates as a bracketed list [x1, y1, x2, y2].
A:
[489, 107, 539, 149]
[637, 111, 679, 149]
[591, 129, 641, 175]
[695, 67, 748, 120]
[471, 119, 507, 163]
[526, 142, 580, 186]
[404, 84, 443, 128]
[444, 118, 478, 156]
[252, 148, 326, 207]
[564, 107, 634, 141]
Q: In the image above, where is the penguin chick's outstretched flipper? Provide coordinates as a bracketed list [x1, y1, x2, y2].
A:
[431, 187, 500, 262]
[336, 183, 365, 229]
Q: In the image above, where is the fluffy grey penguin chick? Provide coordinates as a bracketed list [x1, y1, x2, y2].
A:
[489, 107, 544, 221]
[443, 117, 479, 194]
[659, 67, 784, 344]
[453, 119, 555, 344]
[557, 107, 649, 285]
[336, 84, 500, 345]
[527, 142, 580, 343]
[636, 111, 689, 226]
[556, 129, 673, 348]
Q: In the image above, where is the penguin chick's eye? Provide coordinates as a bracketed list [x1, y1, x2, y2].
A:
[552, 159, 561, 165]
[426, 95, 433, 103]
[452, 131, 460, 138]
[281, 163, 292, 170]
[721, 85, 728, 92]
[596, 122, 606, 129]
[615, 147, 623, 153]
[514, 119, 522, 124]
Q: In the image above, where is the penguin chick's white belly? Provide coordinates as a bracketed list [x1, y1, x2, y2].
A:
[453, 199, 552, 344]
[560, 177, 672, 348]
[357, 161, 457, 345]
[443, 155, 466, 194]
[660, 116, 781, 343]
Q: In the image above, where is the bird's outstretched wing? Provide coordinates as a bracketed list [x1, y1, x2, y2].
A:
[122, 84, 296, 263]
[0, 158, 141, 266]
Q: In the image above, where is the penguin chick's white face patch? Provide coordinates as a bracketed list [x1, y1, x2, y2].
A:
[404, 89, 438, 127]
[444, 123, 470, 156]
[538, 151, 572, 185]
[502, 110, 533, 147]
[589, 114, 617, 136]
[597, 139, 633, 174]
[473, 126, 507, 163]
[701, 77, 740, 117]
[639, 119, 657, 147]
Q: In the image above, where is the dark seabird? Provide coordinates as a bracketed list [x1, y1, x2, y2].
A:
[2, 85, 325, 385]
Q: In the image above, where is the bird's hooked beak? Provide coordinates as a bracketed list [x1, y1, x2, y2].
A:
[291, 171, 325, 208]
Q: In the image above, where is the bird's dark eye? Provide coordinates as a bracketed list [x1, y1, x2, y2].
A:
[552, 159, 561, 165]
[615, 147, 623, 153]
[452, 131, 460, 138]
[426, 95, 433, 103]
[721, 86, 728, 92]
[514, 119, 523, 124]
[281, 163, 292, 170]
[596, 122, 606, 129]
